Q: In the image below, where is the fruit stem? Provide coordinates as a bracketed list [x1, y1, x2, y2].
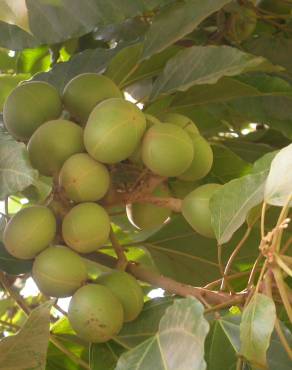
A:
[109, 226, 128, 271]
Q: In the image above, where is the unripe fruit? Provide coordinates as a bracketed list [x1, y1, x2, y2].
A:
[142, 123, 194, 177]
[3, 206, 56, 260]
[84, 98, 146, 164]
[182, 184, 222, 238]
[3, 81, 62, 141]
[226, 7, 257, 43]
[62, 203, 110, 253]
[63, 73, 122, 124]
[126, 184, 171, 230]
[59, 153, 110, 202]
[32, 245, 87, 297]
[145, 113, 161, 127]
[159, 113, 199, 134]
[28, 119, 85, 176]
[178, 134, 213, 182]
[68, 284, 124, 342]
[97, 271, 144, 322]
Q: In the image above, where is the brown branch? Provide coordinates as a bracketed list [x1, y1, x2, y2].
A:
[109, 226, 128, 271]
[0, 319, 20, 331]
[84, 251, 245, 307]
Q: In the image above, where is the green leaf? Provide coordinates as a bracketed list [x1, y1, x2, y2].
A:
[151, 45, 280, 100]
[240, 293, 276, 368]
[90, 342, 124, 370]
[0, 21, 39, 50]
[0, 74, 29, 111]
[17, 46, 50, 74]
[142, 0, 232, 59]
[0, 300, 53, 370]
[0, 1, 30, 33]
[210, 152, 275, 245]
[33, 47, 120, 92]
[116, 297, 209, 370]
[264, 143, 292, 207]
[0, 242, 33, 275]
[0, 132, 38, 200]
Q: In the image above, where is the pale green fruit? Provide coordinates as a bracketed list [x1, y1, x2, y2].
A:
[159, 113, 199, 134]
[32, 245, 87, 297]
[62, 203, 110, 253]
[142, 123, 194, 177]
[97, 271, 144, 322]
[84, 98, 146, 164]
[28, 119, 85, 176]
[68, 284, 124, 342]
[63, 73, 122, 124]
[126, 184, 171, 230]
[182, 184, 222, 238]
[3, 206, 56, 260]
[59, 153, 110, 202]
[3, 81, 62, 141]
[179, 134, 213, 181]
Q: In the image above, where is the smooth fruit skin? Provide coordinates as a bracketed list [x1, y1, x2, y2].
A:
[68, 284, 124, 342]
[84, 98, 146, 164]
[142, 123, 194, 177]
[179, 134, 213, 182]
[62, 203, 110, 253]
[3, 81, 62, 141]
[3, 206, 56, 260]
[59, 153, 110, 202]
[28, 119, 85, 176]
[159, 113, 199, 134]
[63, 73, 122, 125]
[97, 271, 144, 322]
[32, 245, 87, 297]
[182, 184, 222, 238]
[126, 184, 171, 230]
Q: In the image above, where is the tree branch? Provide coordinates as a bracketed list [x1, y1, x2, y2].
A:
[109, 226, 128, 270]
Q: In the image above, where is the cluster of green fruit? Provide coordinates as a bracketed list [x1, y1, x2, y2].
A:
[2, 71, 221, 340]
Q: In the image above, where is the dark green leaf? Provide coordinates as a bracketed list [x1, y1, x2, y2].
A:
[0, 242, 33, 275]
[0, 21, 39, 50]
[90, 341, 124, 370]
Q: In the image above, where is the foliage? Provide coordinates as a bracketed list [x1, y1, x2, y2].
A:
[0, 1, 292, 369]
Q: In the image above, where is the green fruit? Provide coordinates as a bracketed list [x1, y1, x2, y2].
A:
[142, 123, 194, 177]
[68, 284, 124, 342]
[59, 153, 110, 202]
[84, 98, 146, 164]
[3, 81, 62, 141]
[63, 73, 122, 124]
[28, 119, 85, 176]
[227, 7, 257, 43]
[97, 271, 144, 322]
[182, 184, 221, 238]
[126, 184, 171, 230]
[178, 134, 213, 181]
[62, 203, 110, 253]
[3, 206, 56, 260]
[159, 113, 199, 134]
[32, 245, 87, 297]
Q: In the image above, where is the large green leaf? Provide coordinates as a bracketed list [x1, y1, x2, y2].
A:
[210, 152, 275, 245]
[0, 21, 39, 50]
[264, 143, 292, 207]
[150, 46, 280, 100]
[240, 293, 276, 368]
[142, 0, 232, 59]
[0, 300, 53, 370]
[0, 131, 38, 200]
[0, 242, 33, 275]
[116, 297, 209, 370]
[90, 342, 125, 370]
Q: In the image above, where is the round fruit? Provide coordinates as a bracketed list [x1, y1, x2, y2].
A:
[32, 245, 87, 297]
[97, 271, 144, 322]
[62, 203, 110, 253]
[68, 284, 124, 342]
[182, 183, 222, 238]
[226, 7, 257, 43]
[142, 123, 194, 177]
[126, 184, 171, 230]
[159, 113, 199, 134]
[145, 113, 161, 127]
[3, 81, 62, 141]
[178, 134, 213, 181]
[59, 153, 110, 202]
[84, 98, 146, 164]
[63, 73, 122, 124]
[3, 206, 56, 260]
[28, 119, 85, 176]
